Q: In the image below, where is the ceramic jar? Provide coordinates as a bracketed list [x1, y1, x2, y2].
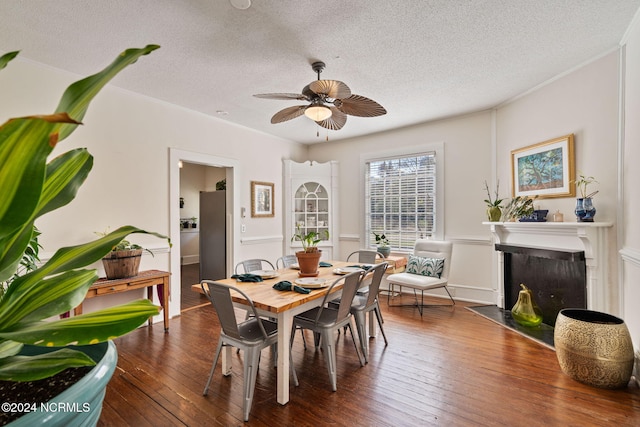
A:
[575, 198, 596, 222]
[554, 309, 634, 389]
[487, 206, 502, 222]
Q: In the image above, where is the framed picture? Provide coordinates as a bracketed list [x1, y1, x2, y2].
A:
[511, 134, 575, 198]
[251, 181, 274, 217]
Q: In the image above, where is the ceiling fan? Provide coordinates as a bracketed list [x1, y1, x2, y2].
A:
[253, 61, 386, 131]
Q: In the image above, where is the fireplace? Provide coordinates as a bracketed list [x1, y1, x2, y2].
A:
[485, 221, 616, 318]
[496, 244, 586, 326]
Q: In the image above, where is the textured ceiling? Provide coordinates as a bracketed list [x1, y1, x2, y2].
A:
[1, 1, 639, 144]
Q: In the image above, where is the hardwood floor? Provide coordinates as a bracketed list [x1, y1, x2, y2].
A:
[180, 263, 208, 312]
[99, 294, 640, 426]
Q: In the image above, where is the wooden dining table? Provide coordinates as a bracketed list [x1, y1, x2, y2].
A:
[191, 260, 366, 405]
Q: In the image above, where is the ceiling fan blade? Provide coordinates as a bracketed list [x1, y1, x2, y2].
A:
[316, 107, 347, 130]
[271, 105, 307, 123]
[309, 80, 351, 99]
[254, 93, 307, 101]
[336, 94, 387, 117]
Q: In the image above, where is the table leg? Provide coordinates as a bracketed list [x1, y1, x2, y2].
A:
[277, 311, 293, 405]
[162, 276, 170, 332]
[147, 286, 154, 327]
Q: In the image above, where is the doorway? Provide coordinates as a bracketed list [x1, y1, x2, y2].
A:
[179, 162, 227, 311]
[168, 148, 240, 318]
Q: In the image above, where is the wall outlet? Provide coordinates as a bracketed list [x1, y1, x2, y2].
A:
[241, 224, 246, 233]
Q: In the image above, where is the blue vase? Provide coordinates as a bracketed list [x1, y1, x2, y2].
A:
[575, 198, 596, 222]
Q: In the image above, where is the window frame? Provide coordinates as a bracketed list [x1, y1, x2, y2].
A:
[359, 142, 444, 251]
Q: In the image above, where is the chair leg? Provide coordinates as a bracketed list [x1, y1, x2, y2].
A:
[203, 340, 224, 395]
[374, 304, 389, 346]
[320, 331, 338, 392]
[299, 327, 307, 349]
[347, 319, 365, 367]
[353, 310, 368, 364]
[242, 347, 261, 422]
[444, 286, 456, 305]
[289, 346, 299, 387]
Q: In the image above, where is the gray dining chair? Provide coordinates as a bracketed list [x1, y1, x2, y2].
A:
[346, 249, 385, 296]
[346, 249, 385, 264]
[276, 254, 298, 269]
[234, 258, 275, 274]
[290, 270, 366, 391]
[200, 280, 298, 422]
[350, 261, 389, 363]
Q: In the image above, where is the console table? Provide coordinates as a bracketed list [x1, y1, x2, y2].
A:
[74, 269, 170, 331]
[383, 255, 407, 273]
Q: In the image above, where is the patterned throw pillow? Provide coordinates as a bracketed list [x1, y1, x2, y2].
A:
[406, 255, 445, 278]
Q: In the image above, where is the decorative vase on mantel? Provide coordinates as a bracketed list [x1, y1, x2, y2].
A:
[487, 206, 502, 222]
[575, 197, 596, 222]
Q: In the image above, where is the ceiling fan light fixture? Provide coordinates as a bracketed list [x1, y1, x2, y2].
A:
[305, 105, 332, 121]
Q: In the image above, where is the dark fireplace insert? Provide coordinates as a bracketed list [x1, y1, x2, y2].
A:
[496, 244, 587, 327]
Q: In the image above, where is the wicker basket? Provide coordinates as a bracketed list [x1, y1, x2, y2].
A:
[102, 249, 142, 279]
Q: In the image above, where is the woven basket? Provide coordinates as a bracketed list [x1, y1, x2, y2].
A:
[102, 249, 142, 279]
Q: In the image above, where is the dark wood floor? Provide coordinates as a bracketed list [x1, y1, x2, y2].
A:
[98, 287, 640, 426]
[180, 263, 209, 312]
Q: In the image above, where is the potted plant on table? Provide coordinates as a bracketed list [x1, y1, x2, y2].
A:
[99, 234, 153, 280]
[483, 180, 504, 222]
[372, 232, 391, 258]
[0, 45, 168, 426]
[291, 226, 329, 277]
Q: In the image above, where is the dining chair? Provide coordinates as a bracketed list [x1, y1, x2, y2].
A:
[346, 249, 384, 296]
[350, 261, 389, 363]
[346, 249, 384, 264]
[200, 280, 298, 422]
[386, 239, 454, 316]
[234, 258, 275, 274]
[276, 254, 298, 269]
[290, 270, 366, 391]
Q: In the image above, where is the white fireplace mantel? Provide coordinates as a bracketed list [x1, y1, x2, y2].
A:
[483, 221, 616, 316]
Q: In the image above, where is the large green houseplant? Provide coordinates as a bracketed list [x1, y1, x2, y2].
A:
[0, 45, 167, 423]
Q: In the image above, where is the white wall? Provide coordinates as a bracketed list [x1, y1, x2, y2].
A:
[308, 111, 496, 303]
[622, 13, 640, 347]
[0, 56, 307, 320]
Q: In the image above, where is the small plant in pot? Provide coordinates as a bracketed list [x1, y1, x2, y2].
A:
[572, 173, 598, 222]
[98, 233, 153, 280]
[0, 46, 167, 425]
[372, 232, 391, 258]
[483, 180, 504, 222]
[291, 226, 328, 277]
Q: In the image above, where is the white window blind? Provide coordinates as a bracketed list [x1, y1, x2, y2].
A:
[365, 153, 436, 250]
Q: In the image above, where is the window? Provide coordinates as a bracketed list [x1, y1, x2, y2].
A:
[363, 144, 443, 250]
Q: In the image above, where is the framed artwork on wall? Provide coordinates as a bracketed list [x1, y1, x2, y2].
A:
[251, 181, 274, 217]
[511, 134, 575, 198]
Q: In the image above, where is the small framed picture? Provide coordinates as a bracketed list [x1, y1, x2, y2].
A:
[251, 181, 274, 217]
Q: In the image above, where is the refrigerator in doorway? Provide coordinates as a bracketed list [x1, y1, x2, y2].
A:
[199, 190, 226, 281]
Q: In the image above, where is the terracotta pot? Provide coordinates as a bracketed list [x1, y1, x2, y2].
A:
[295, 250, 322, 277]
[554, 309, 634, 389]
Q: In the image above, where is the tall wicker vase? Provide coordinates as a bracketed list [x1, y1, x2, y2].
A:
[554, 309, 634, 389]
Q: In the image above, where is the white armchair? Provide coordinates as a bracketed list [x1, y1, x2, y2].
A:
[386, 239, 454, 316]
